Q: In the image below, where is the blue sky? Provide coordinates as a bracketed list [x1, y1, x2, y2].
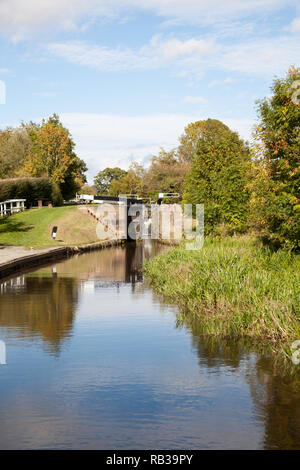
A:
[0, 0, 299, 181]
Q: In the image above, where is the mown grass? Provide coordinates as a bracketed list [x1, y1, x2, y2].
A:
[144, 236, 300, 348]
[0, 206, 99, 248]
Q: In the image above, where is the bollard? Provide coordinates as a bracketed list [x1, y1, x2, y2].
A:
[51, 226, 58, 240]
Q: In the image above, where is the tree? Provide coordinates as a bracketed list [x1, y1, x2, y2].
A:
[178, 120, 224, 163]
[0, 177, 63, 207]
[145, 148, 187, 199]
[253, 67, 300, 249]
[0, 126, 32, 178]
[183, 119, 250, 234]
[60, 157, 87, 201]
[23, 114, 86, 199]
[79, 184, 97, 196]
[94, 167, 127, 194]
[109, 163, 147, 197]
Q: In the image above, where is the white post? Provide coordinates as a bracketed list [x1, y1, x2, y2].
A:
[0, 340, 6, 365]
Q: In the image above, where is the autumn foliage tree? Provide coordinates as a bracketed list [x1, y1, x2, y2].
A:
[23, 114, 86, 199]
[252, 67, 300, 249]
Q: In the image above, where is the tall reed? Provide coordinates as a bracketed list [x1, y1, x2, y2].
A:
[144, 236, 300, 345]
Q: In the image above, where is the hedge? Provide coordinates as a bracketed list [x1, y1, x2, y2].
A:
[0, 177, 63, 207]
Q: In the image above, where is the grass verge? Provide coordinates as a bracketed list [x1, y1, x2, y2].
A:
[144, 236, 300, 350]
[0, 206, 99, 248]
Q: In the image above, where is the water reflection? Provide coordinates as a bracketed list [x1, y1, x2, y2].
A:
[0, 242, 166, 354]
[26, 240, 163, 284]
[0, 241, 299, 449]
[179, 318, 300, 450]
[0, 275, 77, 354]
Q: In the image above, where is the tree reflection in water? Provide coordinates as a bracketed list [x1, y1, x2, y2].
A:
[1, 242, 299, 449]
[0, 276, 78, 355]
[177, 315, 300, 450]
[0, 241, 168, 355]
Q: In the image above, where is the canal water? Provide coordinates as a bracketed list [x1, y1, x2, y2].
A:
[0, 241, 299, 449]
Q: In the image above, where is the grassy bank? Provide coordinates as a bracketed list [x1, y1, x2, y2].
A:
[144, 236, 300, 347]
[0, 206, 99, 248]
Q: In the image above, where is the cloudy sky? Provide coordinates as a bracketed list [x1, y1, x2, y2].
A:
[0, 0, 299, 181]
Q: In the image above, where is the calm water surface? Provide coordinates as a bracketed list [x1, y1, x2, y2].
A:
[0, 241, 299, 449]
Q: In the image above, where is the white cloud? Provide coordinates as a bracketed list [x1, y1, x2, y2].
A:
[60, 112, 253, 181]
[221, 36, 300, 76]
[129, 0, 293, 24]
[46, 36, 216, 71]
[0, 0, 297, 40]
[290, 17, 300, 32]
[47, 31, 299, 79]
[47, 41, 143, 71]
[0, 68, 11, 75]
[208, 77, 237, 87]
[183, 95, 207, 104]
[223, 118, 254, 142]
[61, 112, 194, 179]
[144, 35, 216, 60]
[0, 0, 90, 41]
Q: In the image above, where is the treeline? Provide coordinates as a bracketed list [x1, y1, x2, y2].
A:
[0, 68, 299, 249]
[92, 121, 250, 234]
[0, 114, 87, 201]
[0, 177, 63, 207]
[92, 68, 300, 250]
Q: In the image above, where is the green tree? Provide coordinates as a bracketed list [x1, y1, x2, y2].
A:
[178, 120, 219, 163]
[253, 67, 300, 249]
[0, 126, 32, 178]
[183, 119, 250, 234]
[79, 184, 97, 196]
[110, 163, 147, 197]
[145, 148, 186, 199]
[94, 167, 127, 194]
[60, 157, 87, 201]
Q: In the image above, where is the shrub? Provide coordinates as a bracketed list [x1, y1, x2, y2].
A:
[0, 177, 63, 207]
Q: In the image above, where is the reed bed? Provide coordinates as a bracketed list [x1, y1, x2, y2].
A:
[144, 236, 300, 347]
